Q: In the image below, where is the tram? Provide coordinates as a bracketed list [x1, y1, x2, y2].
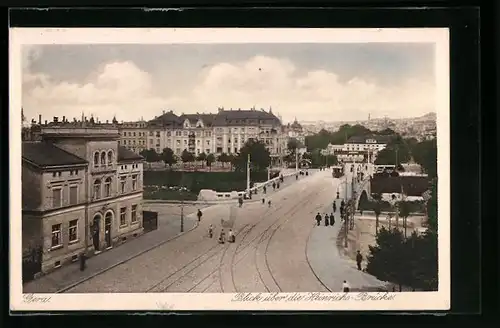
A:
[331, 165, 343, 178]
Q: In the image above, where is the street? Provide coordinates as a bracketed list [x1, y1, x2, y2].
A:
[62, 167, 381, 293]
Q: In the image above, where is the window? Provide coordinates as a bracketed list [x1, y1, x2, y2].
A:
[131, 205, 137, 222]
[51, 224, 62, 248]
[101, 152, 106, 165]
[94, 152, 99, 167]
[120, 207, 127, 226]
[69, 219, 78, 243]
[104, 177, 112, 197]
[93, 179, 101, 199]
[69, 185, 78, 205]
[52, 188, 62, 208]
[107, 151, 113, 165]
[120, 176, 126, 193]
[132, 175, 138, 191]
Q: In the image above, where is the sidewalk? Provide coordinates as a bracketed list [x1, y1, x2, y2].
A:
[306, 199, 388, 292]
[23, 209, 203, 293]
[23, 172, 312, 293]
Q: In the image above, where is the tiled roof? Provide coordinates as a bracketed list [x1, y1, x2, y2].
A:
[347, 135, 391, 144]
[22, 142, 87, 167]
[370, 176, 430, 197]
[118, 146, 144, 161]
[213, 109, 281, 126]
[179, 114, 216, 127]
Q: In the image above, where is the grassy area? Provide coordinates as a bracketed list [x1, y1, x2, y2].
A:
[143, 170, 273, 194]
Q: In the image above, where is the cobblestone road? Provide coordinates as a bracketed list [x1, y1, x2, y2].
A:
[61, 168, 383, 293]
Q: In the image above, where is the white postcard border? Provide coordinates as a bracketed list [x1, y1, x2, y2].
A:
[9, 27, 450, 311]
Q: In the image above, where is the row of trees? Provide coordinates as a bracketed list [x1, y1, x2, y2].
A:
[139, 139, 273, 172]
[365, 180, 438, 291]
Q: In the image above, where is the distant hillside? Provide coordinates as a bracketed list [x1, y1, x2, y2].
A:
[299, 112, 436, 126]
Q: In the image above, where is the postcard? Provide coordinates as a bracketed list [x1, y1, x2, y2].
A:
[10, 27, 450, 312]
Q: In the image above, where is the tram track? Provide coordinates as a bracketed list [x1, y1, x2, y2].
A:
[62, 171, 332, 294]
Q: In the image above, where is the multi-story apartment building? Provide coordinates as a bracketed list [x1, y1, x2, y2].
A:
[117, 107, 300, 166]
[118, 119, 148, 154]
[22, 117, 144, 276]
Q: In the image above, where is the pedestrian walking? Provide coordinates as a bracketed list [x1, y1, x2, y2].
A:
[324, 214, 329, 226]
[262, 198, 265, 204]
[263, 186, 267, 194]
[228, 229, 235, 243]
[208, 224, 214, 238]
[238, 197, 243, 208]
[197, 209, 203, 222]
[342, 280, 350, 293]
[268, 200, 272, 207]
[218, 229, 226, 244]
[356, 250, 363, 270]
[277, 182, 280, 189]
[329, 213, 335, 226]
[333, 202, 337, 213]
[272, 182, 276, 190]
[315, 213, 322, 226]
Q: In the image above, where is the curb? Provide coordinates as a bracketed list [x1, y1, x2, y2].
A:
[56, 217, 201, 293]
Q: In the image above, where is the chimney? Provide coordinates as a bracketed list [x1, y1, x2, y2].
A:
[62, 116, 66, 122]
[53, 116, 59, 123]
[106, 120, 109, 124]
[38, 114, 42, 124]
[44, 120, 48, 125]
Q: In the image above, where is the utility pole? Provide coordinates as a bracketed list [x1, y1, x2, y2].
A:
[84, 165, 89, 254]
[295, 148, 299, 172]
[246, 153, 251, 196]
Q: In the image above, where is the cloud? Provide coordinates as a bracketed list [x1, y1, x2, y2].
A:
[22, 55, 435, 123]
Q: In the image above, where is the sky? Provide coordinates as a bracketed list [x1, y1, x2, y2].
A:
[22, 43, 436, 124]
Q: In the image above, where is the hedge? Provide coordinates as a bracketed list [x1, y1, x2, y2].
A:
[143, 170, 272, 194]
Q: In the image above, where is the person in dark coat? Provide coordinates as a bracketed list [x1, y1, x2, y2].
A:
[79, 252, 87, 271]
[329, 213, 335, 226]
[324, 214, 329, 226]
[263, 186, 267, 194]
[262, 198, 265, 204]
[197, 209, 203, 222]
[356, 250, 363, 270]
[272, 182, 276, 190]
[333, 202, 337, 213]
[315, 213, 322, 226]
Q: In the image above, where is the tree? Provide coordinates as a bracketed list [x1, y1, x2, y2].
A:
[139, 149, 160, 163]
[206, 153, 216, 171]
[366, 227, 406, 291]
[398, 200, 411, 238]
[412, 139, 437, 178]
[218, 153, 230, 168]
[426, 180, 438, 233]
[197, 152, 207, 167]
[325, 154, 338, 166]
[160, 147, 176, 168]
[234, 139, 271, 172]
[358, 191, 370, 215]
[181, 150, 195, 164]
[372, 193, 382, 235]
[287, 138, 299, 155]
